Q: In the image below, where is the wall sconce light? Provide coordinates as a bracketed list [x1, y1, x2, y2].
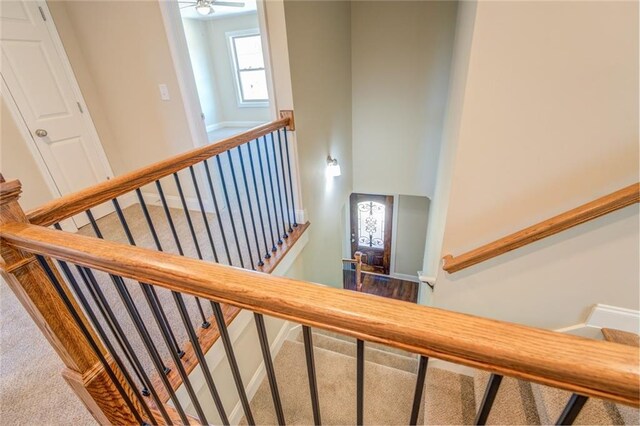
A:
[326, 156, 341, 177]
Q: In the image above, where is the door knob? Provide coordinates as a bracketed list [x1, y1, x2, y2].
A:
[35, 129, 48, 137]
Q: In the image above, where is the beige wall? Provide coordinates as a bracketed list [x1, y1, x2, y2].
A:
[394, 195, 429, 276]
[48, 0, 193, 177]
[351, 1, 458, 198]
[0, 99, 54, 210]
[432, 1, 639, 328]
[284, 0, 353, 288]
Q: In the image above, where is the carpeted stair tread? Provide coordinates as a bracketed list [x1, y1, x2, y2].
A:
[294, 328, 418, 373]
[242, 339, 423, 425]
[423, 367, 476, 425]
[474, 370, 540, 425]
[531, 382, 633, 425]
[313, 328, 418, 359]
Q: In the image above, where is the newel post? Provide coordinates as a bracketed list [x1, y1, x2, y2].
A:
[0, 176, 140, 425]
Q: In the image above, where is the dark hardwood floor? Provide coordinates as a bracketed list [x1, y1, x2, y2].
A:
[343, 269, 418, 303]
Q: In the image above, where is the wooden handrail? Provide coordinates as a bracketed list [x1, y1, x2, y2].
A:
[26, 117, 290, 227]
[443, 183, 640, 273]
[2, 222, 638, 407]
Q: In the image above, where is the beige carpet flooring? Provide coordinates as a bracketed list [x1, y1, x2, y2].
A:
[0, 280, 97, 425]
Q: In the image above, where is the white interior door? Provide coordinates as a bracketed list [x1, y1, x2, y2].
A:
[0, 1, 113, 227]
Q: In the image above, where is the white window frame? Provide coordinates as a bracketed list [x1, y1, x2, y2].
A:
[226, 28, 269, 107]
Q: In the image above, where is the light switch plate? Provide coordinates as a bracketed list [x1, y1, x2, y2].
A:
[159, 84, 170, 101]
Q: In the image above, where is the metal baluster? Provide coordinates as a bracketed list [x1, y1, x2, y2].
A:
[211, 301, 255, 425]
[238, 145, 265, 267]
[555, 394, 588, 425]
[189, 166, 219, 263]
[203, 159, 232, 264]
[85, 210, 171, 377]
[254, 313, 285, 425]
[257, 136, 278, 252]
[136, 280, 209, 425]
[216, 155, 245, 268]
[135, 189, 164, 251]
[409, 356, 429, 425]
[57, 262, 166, 425]
[173, 172, 203, 260]
[109, 275, 191, 424]
[173, 293, 229, 425]
[277, 129, 294, 233]
[474, 374, 503, 425]
[270, 132, 288, 239]
[265, 133, 283, 245]
[247, 140, 272, 260]
[155, 181, 209, 328]
[283, 128, 299, 227]
[111, 199, 186, 355]
[226, 149, 256, 270]
[302, 326, 321, 425]
[34, 256, 146, 425]
[357, 339, 365, 426]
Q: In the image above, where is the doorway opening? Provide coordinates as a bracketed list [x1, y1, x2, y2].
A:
[179, 0, 272, 144]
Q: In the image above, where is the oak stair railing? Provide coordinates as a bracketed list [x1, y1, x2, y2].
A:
[1, 120, 638, 424]
[442, 182, 640, 273]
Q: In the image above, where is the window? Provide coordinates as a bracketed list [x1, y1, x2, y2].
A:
[357, 201, 386, 248]
[227, 30, 269, 106]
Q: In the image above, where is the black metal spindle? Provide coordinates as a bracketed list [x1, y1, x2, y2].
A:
[135, 189, 163, 251]
[555, 394, 588, 425]
[265, 134, 283, 245]
[174, 293, 229, 425]
[302, 326, 321, 425]
[34, 256, 147, 425]
[85, 209, 173, 374]
[108, 275, 191, 424]
[270, 132, 288, 239]
[58, 262, 166, 425]
[282, 128, 298, 227]
[277, 130, 294, 233]
[247, 140, 272, 260]
[474, 374, 503, 425]
[108, 200, 186, 355]
[226, 150, 256, 270]
[137, 279, 209, 425]
[409, 356, 429, 425]
[203, 159, 232, 264]
[211, 301, 255, 425]
[189, 166, 219, 263]
[238, 145, 265, 267]
[254, 313, 285, 425]
[216, 155, 245, 268]
[174, 172, 204, 260]
[257, 136, 278, 252]
[357, 339, 365, 426]
[155, 180, 209, 328]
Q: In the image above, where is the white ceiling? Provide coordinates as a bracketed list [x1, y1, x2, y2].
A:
[179, 0, 257, 20]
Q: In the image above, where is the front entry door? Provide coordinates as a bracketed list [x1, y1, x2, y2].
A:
[0, 1, 113, 227]
[350, 193, 394, 275]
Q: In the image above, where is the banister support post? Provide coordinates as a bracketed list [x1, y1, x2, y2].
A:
[0, 175, 140, 425]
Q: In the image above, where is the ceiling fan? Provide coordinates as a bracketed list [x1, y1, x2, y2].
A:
[179, 0, 246, 16]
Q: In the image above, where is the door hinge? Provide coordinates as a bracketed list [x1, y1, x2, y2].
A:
[76, 102, 84, 113]
[38, 6, 47, 21]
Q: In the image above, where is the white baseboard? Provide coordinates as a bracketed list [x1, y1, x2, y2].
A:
[585, 304, 640, 333]
[389, 272, 420, 283]
[206, 121, 266, 132]
[227, 320, 294, 425]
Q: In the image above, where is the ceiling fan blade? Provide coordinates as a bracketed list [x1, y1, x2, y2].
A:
[212, 1, 246, 7]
